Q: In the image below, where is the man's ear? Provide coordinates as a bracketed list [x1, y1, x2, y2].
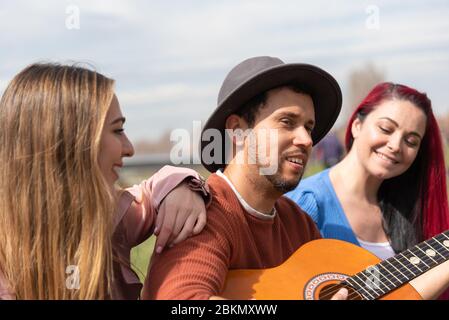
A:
[225, 114, 249, 147]
[225, 114, 247, 130]
[351, 117, 362, 140]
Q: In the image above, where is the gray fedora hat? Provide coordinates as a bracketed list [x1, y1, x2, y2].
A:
[200, 56, 342, 173]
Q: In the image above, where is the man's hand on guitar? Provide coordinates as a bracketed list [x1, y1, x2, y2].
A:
[330, 288, 348, 300]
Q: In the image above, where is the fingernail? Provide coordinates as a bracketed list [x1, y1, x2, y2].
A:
[156, 246, 162, 254]
[154, 227, 158, 233]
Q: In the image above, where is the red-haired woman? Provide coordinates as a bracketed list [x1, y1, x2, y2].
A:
[287, 82, 449, 299]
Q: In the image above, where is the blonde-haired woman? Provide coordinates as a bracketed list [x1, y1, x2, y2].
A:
[0, 63, 209, 299]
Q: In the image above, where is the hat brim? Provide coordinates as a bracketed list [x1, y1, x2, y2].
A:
[201, 63, 342, 173]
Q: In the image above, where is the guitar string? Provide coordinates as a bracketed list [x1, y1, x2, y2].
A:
[318, 284, 365, 300]
[318, 256, 418, 300]
[319, 244, 449, 299]
[317, 234, 449, 300]
[319, 242, 449, 300]
[345, 234, 449, 289]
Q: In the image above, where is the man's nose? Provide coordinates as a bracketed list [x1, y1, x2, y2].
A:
[293, 126, 313, 149]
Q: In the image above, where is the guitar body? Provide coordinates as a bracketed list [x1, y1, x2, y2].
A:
[222, 239, 422, 300]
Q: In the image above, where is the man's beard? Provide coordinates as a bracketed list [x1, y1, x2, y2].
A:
[262, 165, 304, 194]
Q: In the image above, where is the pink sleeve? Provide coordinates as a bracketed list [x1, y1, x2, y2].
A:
[117, 165, 209, 247]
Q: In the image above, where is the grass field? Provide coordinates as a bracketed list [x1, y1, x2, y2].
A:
[130, 236, 155, 283]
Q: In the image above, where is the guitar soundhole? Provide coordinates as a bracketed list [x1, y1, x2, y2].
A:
[318, 283, 363, 300]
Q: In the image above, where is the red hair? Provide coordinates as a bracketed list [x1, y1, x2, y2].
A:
[344, 83, 449, 299]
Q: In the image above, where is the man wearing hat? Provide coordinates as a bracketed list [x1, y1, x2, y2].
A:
[143, 56, 347, 300]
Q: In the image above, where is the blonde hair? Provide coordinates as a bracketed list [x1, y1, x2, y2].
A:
[0, 63, 116, 299]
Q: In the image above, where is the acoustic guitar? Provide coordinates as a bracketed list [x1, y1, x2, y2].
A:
[222, 231, 449, 300]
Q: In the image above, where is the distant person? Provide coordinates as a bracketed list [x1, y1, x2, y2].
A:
[315, 131, 344, 168]
[287, 82, 449, 299]
[0, 63, 210, 299]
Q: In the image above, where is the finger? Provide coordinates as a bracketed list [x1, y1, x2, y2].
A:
[154, 202, 166, 236]
[330, 288, 348, 300]
[170, 214, 197, 246]
[166, 208, 188, 246]
[154, 203, 176, 254]
[192, 208, 207, 235]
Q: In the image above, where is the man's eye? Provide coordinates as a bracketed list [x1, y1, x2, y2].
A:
[114, 128, 125, 134]
[280, 118, 292, 125]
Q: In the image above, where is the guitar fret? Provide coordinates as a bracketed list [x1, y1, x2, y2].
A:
[345, 275, 376, 300]
[353, 273, 378, 299]
[429, 237, 449, 259]
[359, 267, 388, 295]
[423, 241, 446, 260]
[415, 245, 437, 266]
[350, 262, 406, 299]
[432, 241, 449, 260]
[382, 259, 410, 282]
[402, 252, 423, 274]
[343, 277, 370, 299]
[406, 249, 430, 273]
[434, 237, 449, 254]
[391, 254, 416, 277]
[342, 231, 449, 300]
[417, 243, 439, 264]
[376, 263, 398, 287]
[412, 245, 438, 271]
[416, 240, 439, 260]
[383, 261, 420, 284]
[378, 262, 404, 288]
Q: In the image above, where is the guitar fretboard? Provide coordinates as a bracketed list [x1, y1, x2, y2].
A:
[343, 230, 449, 300]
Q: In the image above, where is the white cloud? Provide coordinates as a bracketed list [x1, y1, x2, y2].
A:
[118, 83, 217, 107]
[1, 0, 448, 142]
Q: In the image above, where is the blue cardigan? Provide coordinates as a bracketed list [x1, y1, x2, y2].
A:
[285, 169, 361, 246]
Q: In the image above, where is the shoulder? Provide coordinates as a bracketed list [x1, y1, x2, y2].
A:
[206, 174, 261, 244]
[285, 171, 332, 225]
[276, 196, 321, 239]
[295, 170, 328, 192]
[278, 196, 311, 220]
[206, 174, 241, 218]
[287, 170, 332, 203]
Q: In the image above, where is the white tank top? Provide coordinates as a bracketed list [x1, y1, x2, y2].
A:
[356, 238, 396, 260]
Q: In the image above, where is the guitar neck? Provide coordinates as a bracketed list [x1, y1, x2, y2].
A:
[343, 230, 449, 300]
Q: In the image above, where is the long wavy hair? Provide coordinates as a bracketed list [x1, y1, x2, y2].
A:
[0, 63, 116, 299]
[345, 82, 449, 253]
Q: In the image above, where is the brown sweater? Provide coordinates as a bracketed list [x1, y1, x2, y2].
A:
[143, 173, 321, 300]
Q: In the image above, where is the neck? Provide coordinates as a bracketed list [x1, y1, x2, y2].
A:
[331, 150, 383, 204]
[223, 163, 279, 214]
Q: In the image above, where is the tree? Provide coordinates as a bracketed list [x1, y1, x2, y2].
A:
[343, 62, 386, 123]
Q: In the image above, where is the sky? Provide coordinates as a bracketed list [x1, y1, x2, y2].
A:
[1, 0, 448, 145]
